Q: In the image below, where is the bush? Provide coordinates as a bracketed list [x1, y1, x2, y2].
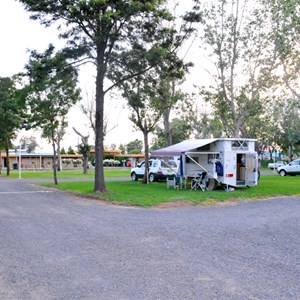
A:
[62, 159, 72, 165]
[103, 159, 121, 166]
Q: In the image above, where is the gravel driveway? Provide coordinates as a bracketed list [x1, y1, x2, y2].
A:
[0, 176, 299, 300]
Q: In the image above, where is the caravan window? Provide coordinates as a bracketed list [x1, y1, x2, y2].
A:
[232, 141, 248, 150]
[186, 156, 198, 163]
[208, 153, 220, 163]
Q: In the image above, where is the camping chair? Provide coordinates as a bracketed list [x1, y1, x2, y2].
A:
[167, 175, 182, 189]
[191, 171, 207, 191]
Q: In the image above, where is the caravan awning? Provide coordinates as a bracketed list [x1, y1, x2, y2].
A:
[151, 139, 218, 157]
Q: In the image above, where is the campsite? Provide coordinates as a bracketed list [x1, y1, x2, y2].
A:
[151, 138, 259, 191]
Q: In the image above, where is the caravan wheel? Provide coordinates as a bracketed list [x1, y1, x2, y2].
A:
[207, 178, 218, 190]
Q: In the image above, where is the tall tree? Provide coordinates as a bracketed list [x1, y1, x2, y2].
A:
[160, 79, 188, 146]
[41, 117, 68, 173]
[262, 0, 300, 158]
[108, 9, 195, 182]
[122, 73, 168, 183]
[195, 0, 278, 137]
[277, 97, 300, 160]
[191, 110, 223, 139]
[19, 0, 175, 192]
[156, 2, 199, 146]
[152, 117, 193, 150]
[0, 77, 23, 176]
[23, 45, 81, 185]
[263, 0, 299, 100]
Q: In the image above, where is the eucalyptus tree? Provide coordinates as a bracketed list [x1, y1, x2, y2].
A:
[194, 0, 278, 137]
[0, 77, 23, 176]
[277, 97, 300, 160]
[263, 0, 300, 100]
[152, 117, 193, 150]
[18, 0, 178, 192]
[24, 45, 81, 185]
[157, 2, 199, 147]
[108, 10, 198, 181]
[265, 0, 299, 159]
[109, 36, 190, 182]
[159, 80, 190, 146]
[191, 110, 223, 139]
[42, 117, 67, 173]
[119, 71, 171, 183]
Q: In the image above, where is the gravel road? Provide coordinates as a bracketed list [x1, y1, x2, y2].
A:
[0, 176, 299, 300]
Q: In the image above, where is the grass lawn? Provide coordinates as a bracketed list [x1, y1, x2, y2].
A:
[40, 175, 300, 207]
[8, 168, 130, 179]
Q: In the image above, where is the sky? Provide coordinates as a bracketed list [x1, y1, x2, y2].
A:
[0, 0, 209, 153]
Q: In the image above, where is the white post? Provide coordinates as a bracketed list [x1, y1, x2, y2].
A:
[18, 145, 22, 179]
[59, 156, 63, 171]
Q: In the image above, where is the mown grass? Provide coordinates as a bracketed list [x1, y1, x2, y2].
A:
[40, 175, 300, 207]
[8, 168, 129, 179]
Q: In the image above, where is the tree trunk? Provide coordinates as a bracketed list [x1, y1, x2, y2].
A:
[143, 121, 149, 184]
[163, 79, 176, 146]
[288, 145, 292, 162]
[57, 141, 62, 171]
[51, 131, 58, 185]
[83, 154, 88, 174]
[269, 146, 272, 160]
[234, 116, 241, 137]
[94, 56, 106, 192]
[5, 145, 10, 176]
[163, 108, 172, 146]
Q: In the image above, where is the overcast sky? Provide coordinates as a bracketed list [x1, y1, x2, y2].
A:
[0, 0, 208, 152]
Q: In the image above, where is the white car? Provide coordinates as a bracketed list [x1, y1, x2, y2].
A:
[267, 161, 286, 169]
[130, 159, 177, 182]
[277, 159, 300, 176]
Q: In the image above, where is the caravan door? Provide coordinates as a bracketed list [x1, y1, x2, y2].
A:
[245, 153, 258, 186]
[223, 152, 237, 186]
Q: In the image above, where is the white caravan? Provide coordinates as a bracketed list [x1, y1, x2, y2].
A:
[151, 138, 259, 189]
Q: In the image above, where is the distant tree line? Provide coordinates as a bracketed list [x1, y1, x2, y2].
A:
[0, 0, 298, 186]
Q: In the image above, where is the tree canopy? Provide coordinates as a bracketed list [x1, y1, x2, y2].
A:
[16, 0, 299, 169]
[23, 45, 81, 184]
[0, 77, 23, 175]
[18, 0, 180, 191]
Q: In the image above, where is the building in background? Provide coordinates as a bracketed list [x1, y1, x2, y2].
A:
[0, 150, 82, 170]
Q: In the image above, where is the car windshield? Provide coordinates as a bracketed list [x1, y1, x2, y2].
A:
[161, 160, 177, 168]
[160, 161, 169, 168]
[167, 161, 177, 168]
